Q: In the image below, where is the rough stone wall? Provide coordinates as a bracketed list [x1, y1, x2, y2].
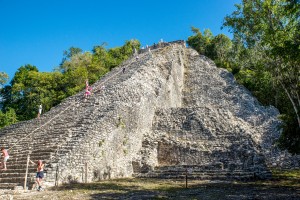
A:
[0, 43, 298, 189]
[182, 50, 299, 168]
[46, 45, 187, 184]
[151, 107, 269, 175]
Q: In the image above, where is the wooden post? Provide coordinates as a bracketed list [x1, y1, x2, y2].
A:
[185, 130, 188, 189]
[85, 162, 88, 183]
[185, 166, 188, 189]
[55, 165, 59, 187]
[24, 154, 30, 190]
[82, 167, 84, 182]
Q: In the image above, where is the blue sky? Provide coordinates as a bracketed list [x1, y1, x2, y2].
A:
[0, 0, 241, 82]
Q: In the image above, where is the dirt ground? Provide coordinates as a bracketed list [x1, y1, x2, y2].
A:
[7, 170, 300, 200]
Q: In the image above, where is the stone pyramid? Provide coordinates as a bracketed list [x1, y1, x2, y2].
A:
[0, 42, 293, 189]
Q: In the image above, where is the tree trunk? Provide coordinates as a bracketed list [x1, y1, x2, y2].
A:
[280, 81, 300, 128]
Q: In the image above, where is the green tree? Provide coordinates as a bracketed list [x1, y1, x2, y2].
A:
[92, 44, 110, 69]
[61, 47, 83, 68]
[8, 65, 39, 120]
[206, 34, 233, 71]
[0, 39, 141, 129]
[60, 52, 91, 86]
[107, 39, 141, 69]
[187, 28, 238, 73]
[187, 27, 212, 55]
[0, 108, 17, 128]
[2, 65, 64, 120]
[0, 72, 8, 87]
[224, 0, 300, 153]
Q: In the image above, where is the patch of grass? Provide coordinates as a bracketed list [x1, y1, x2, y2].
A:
[272, 169, 300, 179]
[13, 170, 300, 200]
[236, 168, 300, 188]
[116, 116, 126, 128]
[123, 137, 128, 145]
[123, 149, 128, 155]
[98, 139, 105, 147]
[269, 168, 300, 187]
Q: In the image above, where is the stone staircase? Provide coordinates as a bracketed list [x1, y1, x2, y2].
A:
[135, 165, 270, 181]
[0, 49, 156, 189]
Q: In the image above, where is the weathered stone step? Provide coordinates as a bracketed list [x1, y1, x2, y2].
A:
[6, 161, 49, 168]
[3, 164, 37, 170]
[0, 183, 19, 189]
[0, 177, 26, 183]
[155, 164, 247, 171]
[0, 168, 36, 173]
[151, 170, 255, 176]
[10, 149, 55, 154]
[141, 174, 254, 180]
[10, 150, 53, 155]
[154, 168, 249, 172]
[0, 172, 28, 178]
[135, 172, 256, 180]
[7, 155, 47, 160]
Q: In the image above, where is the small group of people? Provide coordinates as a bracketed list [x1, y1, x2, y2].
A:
[1, 147, 44, 191]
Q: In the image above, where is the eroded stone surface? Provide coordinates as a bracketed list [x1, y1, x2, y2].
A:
[0, 42, 298, 189]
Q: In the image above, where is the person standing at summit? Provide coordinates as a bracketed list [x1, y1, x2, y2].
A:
[37, 104, 42, 119]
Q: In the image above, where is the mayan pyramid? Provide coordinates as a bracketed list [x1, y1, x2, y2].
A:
[1, 41, 296, 189]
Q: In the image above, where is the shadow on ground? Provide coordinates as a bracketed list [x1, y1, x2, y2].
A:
[51, 177, 300, 200]
[12, 170, 300, 200]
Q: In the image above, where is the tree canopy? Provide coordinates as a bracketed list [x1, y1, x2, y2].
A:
[187, 0, 299, 154]
[0, 72, 8, 88]
[0, 40, 140, 127]
[224, 0, 300, 153]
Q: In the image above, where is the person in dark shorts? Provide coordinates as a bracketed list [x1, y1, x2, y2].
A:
[36, 160, 44, 191]
[30, 160, 44, 191]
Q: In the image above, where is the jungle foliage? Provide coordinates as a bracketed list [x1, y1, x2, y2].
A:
[187, 0, 300, 154]
[0, 40, 140, 126]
